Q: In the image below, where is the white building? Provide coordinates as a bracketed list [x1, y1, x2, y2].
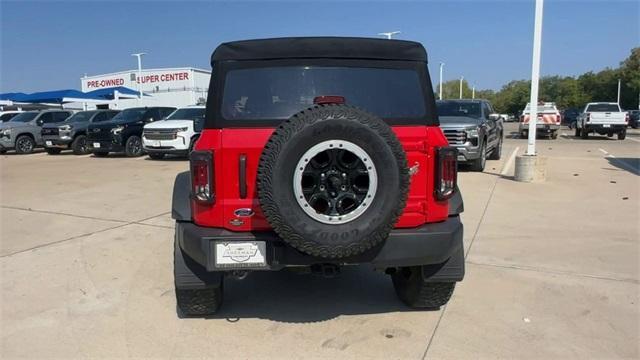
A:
[80, 67, 210, 109]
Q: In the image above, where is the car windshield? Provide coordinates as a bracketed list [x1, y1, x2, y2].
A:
[436, 101, 482, 120]
[586, 104, 620, 112]
[110, 108, 147, 122]
[8, 112, 39, 123]
[166, 108, 205, 121]
[221, 66, 426, 120]
[65, 111, 95, 123]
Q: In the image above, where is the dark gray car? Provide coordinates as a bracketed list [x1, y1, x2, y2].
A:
[0, 110, 74, 154]
[41, 110, 119, 155]
[437, 99, 503, 172]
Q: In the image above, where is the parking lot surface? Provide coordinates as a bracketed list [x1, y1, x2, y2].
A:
[1, 123, 638, 359]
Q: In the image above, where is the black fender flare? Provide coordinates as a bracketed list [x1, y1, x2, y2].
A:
[448, 185, 464, 216]
[172, 171, 192, 221]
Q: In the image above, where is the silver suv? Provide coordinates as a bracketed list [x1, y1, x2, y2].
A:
[0, 110, 73, 154]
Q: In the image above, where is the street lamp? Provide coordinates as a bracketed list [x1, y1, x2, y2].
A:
[525, 0, 544, 156]
[131, 52, 146, 103]
[459, 76, 464, 99]
[439, 62, 445, 100]
[377, 31, 401, 40]
[472, 85, 476, 99]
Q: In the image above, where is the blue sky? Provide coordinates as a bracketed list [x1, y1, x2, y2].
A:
[1, 0, 638, 92]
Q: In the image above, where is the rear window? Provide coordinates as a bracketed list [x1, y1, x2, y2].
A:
[524, 103, 558, 113]
[586, 104, 620, 112]
[221, 66, 426, 121]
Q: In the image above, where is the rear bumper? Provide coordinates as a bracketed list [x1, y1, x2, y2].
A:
[519, 123, 560, 133]
[176, 216, 464, 272]
[585, 124, 626, 133]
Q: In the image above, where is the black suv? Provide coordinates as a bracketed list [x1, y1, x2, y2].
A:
[42, 110, 119, 155]
[87, 106, 176, 157]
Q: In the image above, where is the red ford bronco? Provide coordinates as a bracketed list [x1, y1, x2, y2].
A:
[172, 37, 464, 316]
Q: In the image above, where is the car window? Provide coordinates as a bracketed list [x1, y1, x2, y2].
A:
[160, 108, 176, 119]
[0, 113, 19, 122]
[52, 112, 71, 122]
[221, 66, 426, 120]
[145, 108, 161, 122]
[586, 104, 620, 112]
[436, 101, 482, 119]
[92, 112, 108, 122]
[39, 113, 54, 123]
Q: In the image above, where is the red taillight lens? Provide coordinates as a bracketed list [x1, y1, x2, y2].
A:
[435, 147, 458, 201]
[190, 150, 214, 204]
[556, 114, 561, 124]
[313, 95, 346, 105]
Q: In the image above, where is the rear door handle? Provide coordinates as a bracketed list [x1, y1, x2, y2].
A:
[239, 154, 247, 199]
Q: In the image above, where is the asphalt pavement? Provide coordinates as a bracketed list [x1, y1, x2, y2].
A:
[1, 123, 638, 359]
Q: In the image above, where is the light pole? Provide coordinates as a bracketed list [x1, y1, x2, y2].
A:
[525, 0, 544, 156]
[459, 76, 464, 99]
[472, 85, 476, 99]
[131, 52, 146, 103]
[617, 79, 621, 104]
[439, 62, 445, 100]
[377, 31, 401, 40]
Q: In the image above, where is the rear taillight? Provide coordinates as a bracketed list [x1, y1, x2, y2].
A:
[435, 147, 458, 201]
[586, 113, 591, 122]
[190, 150, 214, 204]
[625, 113, 629, 124]
[556, 114, 561, 124]
[314, 95, 346, 105]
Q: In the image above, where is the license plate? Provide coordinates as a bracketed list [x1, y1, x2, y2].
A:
[602, 124, 610, 128]
[45, 141, 52, 146]
[93, 142, 101, 148]
[215, 241, 266, 268]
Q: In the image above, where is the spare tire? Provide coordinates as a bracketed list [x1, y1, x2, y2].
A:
[257, 104, 409, 259]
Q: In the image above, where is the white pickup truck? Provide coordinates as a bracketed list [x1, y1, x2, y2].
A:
[575, 102, 628, 140]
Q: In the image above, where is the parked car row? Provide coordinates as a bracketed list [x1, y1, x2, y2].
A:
[0, 106, 206, 157]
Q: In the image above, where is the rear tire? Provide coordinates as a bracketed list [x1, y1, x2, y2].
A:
[15, 135, 36, 154]
[71, 134, 89, 155]
[581, 127, 589, 139]
[391, 266, 455, 308]
[618, 130, 626, 140]
[45, 148, 62, 155]
[575, 127, 581, 137]
[148, 153, 165, 160]
[551, 131, 558, 139]
[176, 288, 223, 317]
[125, 135, 144, 157]
[470, 142, 486, 172]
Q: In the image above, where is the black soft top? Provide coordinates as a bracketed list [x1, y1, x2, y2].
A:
[211, 37, 428, 63]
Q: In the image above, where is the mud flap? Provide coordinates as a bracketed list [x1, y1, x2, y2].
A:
[174, 232, 223, 290]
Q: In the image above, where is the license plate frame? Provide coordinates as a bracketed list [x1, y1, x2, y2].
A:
[602, 124, 610, 128]
[93, 142, 101, 148]
[45, 141, 52, 146]
[214, 241, 267, 269]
